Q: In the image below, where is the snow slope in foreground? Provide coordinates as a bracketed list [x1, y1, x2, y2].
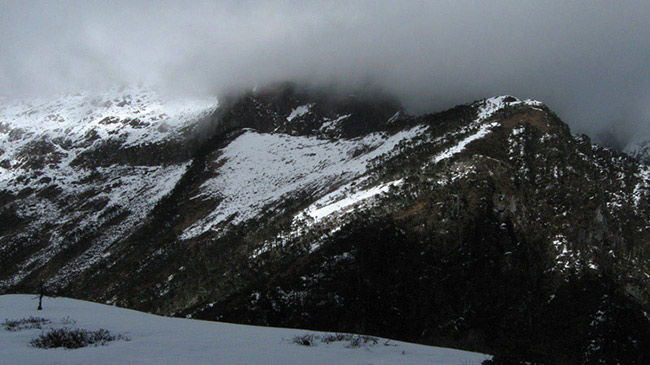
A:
[0, 295, 489, 365]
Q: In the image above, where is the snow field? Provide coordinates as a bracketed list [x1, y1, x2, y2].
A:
[0, 295, 490, 365]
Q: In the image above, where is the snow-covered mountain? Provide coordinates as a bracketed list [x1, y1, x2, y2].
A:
[0, 86, 218, 288]
[2, 84, 650, 363]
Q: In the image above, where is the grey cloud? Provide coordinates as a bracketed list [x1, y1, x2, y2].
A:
[2, 1, 650, 144]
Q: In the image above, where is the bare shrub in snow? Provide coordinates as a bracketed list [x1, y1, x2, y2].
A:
[2, 317, 50, 331]
[292, 332, 379, 348]
[320, 333, 351, 344]
[30, 328, 130, 349]
[345, 335, 379, 348]
[59, 316, 76, 325]
[292, 333, 318, 346]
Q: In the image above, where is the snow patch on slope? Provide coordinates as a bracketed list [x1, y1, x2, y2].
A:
[287, 104, 313, 121]
[634, 165, 650, 207]
[319, 114, 351, 134]
[433, 122, 499, 163]
[181, 126, 427, 239]
[303, 178, 403, 222]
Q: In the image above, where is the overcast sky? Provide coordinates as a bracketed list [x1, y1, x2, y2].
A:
[2, 1, 650, 143]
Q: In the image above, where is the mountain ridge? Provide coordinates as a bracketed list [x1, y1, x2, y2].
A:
[2, 85, 650, 363]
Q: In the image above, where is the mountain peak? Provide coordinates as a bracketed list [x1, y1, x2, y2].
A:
[208, 82, 407, 139]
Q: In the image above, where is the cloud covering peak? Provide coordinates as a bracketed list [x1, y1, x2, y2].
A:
[2, 1, 650, 142]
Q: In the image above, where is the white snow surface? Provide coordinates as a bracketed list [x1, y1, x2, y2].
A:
[181, 125, 428, 239]
[305, 179, 403, 221]
[0, 295, 490, 365]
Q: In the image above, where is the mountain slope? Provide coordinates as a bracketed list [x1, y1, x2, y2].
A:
[0, 86, 218, 290]
[2, 86, 650, 363]
[178, 95, 650, 363]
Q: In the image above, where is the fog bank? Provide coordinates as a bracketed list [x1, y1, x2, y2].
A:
[2, 1, 649, 144]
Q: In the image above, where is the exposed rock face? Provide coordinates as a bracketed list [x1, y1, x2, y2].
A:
[205, 82, 407, 139]
[2, 85, 650, 363]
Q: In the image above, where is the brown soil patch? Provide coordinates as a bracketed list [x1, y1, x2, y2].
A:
[498, 108, 550, 133]
[395, 197, 430, 220]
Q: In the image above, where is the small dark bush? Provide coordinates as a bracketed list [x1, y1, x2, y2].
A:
[292, 333, 317, 346]
[3, 317, 50, 331]
[292, 332, 379, 348]
[345, 335, 379, 348]
[30, 328, 129, 349]
[320, 333, 351, 344]
[59, 316, 76, 325]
